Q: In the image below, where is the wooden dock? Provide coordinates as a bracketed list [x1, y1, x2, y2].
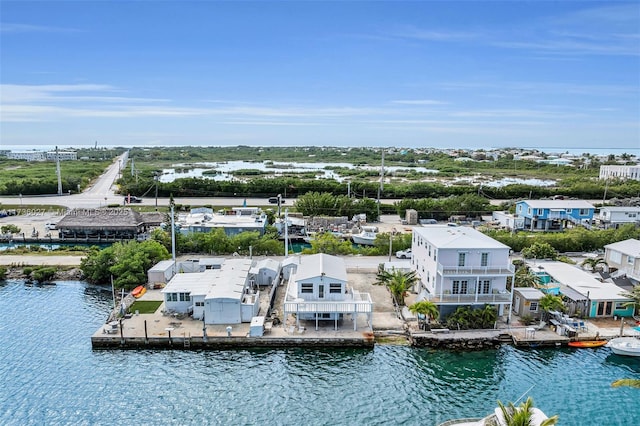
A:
[511, 328, 569, 347]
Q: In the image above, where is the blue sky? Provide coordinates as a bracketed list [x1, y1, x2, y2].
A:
[1, 1, 639, 151]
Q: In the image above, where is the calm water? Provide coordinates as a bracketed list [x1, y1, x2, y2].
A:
[0, 280, 638, 426]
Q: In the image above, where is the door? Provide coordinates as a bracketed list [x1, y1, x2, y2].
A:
[319, 284, 325, 299]
[514, 296, 521, 313]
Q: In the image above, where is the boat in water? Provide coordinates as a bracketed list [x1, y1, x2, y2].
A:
[131, 285, 147, 298]
[439, 401, 553, 426]
[568, 340, 607, 348]
[606, 337, 640, 357]
[351, 226, 378, 246]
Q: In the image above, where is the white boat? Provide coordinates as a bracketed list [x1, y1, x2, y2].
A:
[351, 226, 378, 245]
[439, 406, 551, 426]
[606, 337, 640, 357]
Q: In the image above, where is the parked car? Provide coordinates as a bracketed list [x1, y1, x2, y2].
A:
[124, 196, 142, 203]
[395, 249, 412, 259]
[268, 197, 285, 204]
[45, 222, 58, 231]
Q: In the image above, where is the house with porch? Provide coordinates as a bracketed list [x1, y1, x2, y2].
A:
[597, 207, 640, 229]
[411, 226, 515, 320]
[530, 261, 633, 318]
[282, 254, 373, 331]
[515, 200, 595, 231]
[161, 258, 260, 324]
[604, 239, 640, 285]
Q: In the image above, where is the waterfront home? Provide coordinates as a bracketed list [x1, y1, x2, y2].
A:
[599, 164, 640, 181]
[177, 207, 268, 236]
[531, 261, 633, 318]
[411, 226, 515, 319]
[604, 239, 640, 285]
[515, 200, 595, 231]
[597, 207, 640, 229]
[512, 287, 545, 320]
[161, 258, 259, 324]
[282, 253, 373, 331]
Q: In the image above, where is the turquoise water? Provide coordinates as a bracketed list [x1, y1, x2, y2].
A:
[0, 280, 638, 426]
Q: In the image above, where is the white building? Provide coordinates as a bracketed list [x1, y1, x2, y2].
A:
[412, 226, 515, 319]
[147, 260, 176, 287]
[599, 164, 640, 181]
[604, 239, 640, 284]
[161, 258, 259, 324]
[46, 151, 77, 161]
[7, 151, 46, 161]
[283, 254, 373, 331]
[597, 207, 640, 229]
[177, 207, 268, 236]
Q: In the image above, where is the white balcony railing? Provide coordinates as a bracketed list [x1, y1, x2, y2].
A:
[284, 291, 373, 314]
[437, 263, 515, 276]
[425, 292, 512, 304]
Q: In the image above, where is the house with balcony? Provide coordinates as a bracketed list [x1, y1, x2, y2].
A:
[604, 239, 640, 285]
[283, 254, 373, 331]
[411, 226, 514, 319]
[597, 207, 640, 229]
[515, 200, 595, 231]
[177, 207, 268, 236]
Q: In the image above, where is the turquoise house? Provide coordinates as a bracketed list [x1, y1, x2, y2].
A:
[529, 261, 633, 318]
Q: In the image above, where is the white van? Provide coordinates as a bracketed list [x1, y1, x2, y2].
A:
[45, 222, 58, 230]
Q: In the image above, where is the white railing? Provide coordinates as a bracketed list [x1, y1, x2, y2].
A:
[438, 263, 515, 276]
[425, 292, 512, 304]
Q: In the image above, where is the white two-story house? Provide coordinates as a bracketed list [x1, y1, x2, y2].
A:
[604, 238, 640, 285]
[597, 207, 640, 229]
[283, 253, 373, 331]
[412, 226, 515, 319]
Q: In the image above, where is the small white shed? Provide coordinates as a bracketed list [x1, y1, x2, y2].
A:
[249, 316, 265, 337]
[148, 260, 175, 287]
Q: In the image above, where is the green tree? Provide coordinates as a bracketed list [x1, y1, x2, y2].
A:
[1, 224, 20, 234]
[621, 285, 640, 316]
[521, 242, 558, 260]
[539, 293, 564, 321]
[0, 266, 7, 280]
[496, 396, 559, 426]
[581, 257, 607, 272]
[409, 300, 440, 330]
[374, 266, 418, 306]
[303, 232, 355, 256]
[514, 267, 539, 288]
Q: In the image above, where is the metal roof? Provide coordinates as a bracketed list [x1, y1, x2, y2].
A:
[413, 226, 510, 250]
[604, 239, 640, 257]
[517, 200, 595, 209]
[292, 253, 347, 282]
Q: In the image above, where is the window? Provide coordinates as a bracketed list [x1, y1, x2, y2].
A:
[615, 302, 627, 310]
[537, 209, 543, 215]
[329, 283, 342, 294]
[579, 209, 588, 216]
[179, 292, 190, 302]
[628, 255, 634, 264]
[301, 283, 313, 294]
[458, 252, 466, 267]
[195, 301, 204, 307]
[167, 293, 177, 302]
[452, 280, 468, 294]
[566, 209, 572, 213]
[481, 253, 489, 266]
[529, 302, 539, 312]
[478, 280, 490, 294]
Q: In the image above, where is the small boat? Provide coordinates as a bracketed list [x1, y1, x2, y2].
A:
[131, 285, 147, 298]
[606, 337, 640, 357]
[568, 340, 607, 348]
[351, 226, 378, 246]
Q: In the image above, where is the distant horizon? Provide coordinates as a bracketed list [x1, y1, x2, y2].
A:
[2, 1, 639, 150]
[1, 143, 637, 157]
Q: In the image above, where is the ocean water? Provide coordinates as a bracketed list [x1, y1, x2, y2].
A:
[0, 280, 638, 426]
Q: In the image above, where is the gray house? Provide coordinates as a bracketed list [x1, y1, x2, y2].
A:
[512, 287, 545, 320]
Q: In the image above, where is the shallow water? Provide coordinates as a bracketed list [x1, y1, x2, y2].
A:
[0, 280, 638, 425]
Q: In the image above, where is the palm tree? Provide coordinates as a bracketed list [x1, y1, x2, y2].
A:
[539, 293, 564, 321]
[621, 285, 640, 317]
[581, 257, 607, 273]
[496, 396, 559, 426]
[514, 267, 539, 288]
[409, 300, 439, 330]
[375, 266, 418, 306]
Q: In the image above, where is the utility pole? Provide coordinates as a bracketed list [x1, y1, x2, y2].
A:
[170, 200, 176, 274]
[55, 146, 63, 195]
[284, 209, 289, 257]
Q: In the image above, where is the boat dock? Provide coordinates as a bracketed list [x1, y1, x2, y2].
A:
[510, 328, 570, 347]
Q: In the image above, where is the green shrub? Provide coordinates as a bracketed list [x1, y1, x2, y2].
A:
[23, 267, 33, 276]
[31, 267, 56, 283]
[0, 267, 7, 279]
